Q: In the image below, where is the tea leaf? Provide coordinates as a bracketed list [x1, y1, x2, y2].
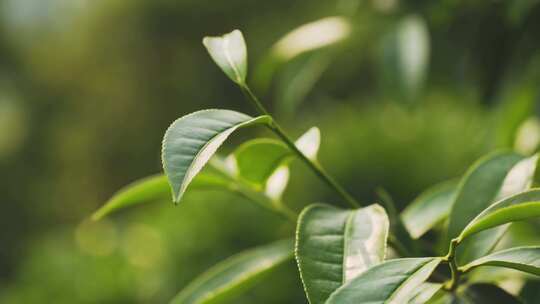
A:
[448, 152, 524, 240]
[456, 154, 539, 263]
[326, 258, 442, 304]
[227, 138, 292, 186]
[295, 204, 389, 304]
[460, 246, 540, 275]
[92, 173, 231, 220]
[170, 239, 293, 304]
[458, 189, 540, 241]
[401, 180, 458, 238]
[272, 17, 350, 61]
[162, 109, 271, 203]
[445, 152, 536, 263]
[203, 30, 247, 84]
[92, 175, 169, 220]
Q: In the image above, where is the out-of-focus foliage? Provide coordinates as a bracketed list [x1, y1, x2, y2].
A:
[0, 0, 539, 303]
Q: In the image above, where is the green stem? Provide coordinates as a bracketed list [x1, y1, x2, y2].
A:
[240, 84, 361, 209]
[444, 239, 461, 291]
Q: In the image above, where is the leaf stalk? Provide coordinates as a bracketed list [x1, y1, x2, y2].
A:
[240, 84, 361, 209]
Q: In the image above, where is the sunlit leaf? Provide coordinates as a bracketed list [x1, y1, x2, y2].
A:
[326, 257, 442, 304]
[272, 17, 351, 61]
[379, 14, 430, 103]
[295, 203, 389, 304]
[515, 116, 540, 155]
[397, 15, 429, 100]
[170, 239, 293, 304]
[162, 109, 271, 203]
[264, 166, 289, 201]
[401, 180, 458, 239]
[203, 30, 247, 84]
[458, 189, 540, 242]
[460, 246, 540, 276]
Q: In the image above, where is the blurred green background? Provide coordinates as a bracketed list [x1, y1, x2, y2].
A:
[1, 0, 539, 303]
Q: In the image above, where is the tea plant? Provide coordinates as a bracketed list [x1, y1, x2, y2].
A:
[93, 29, 540, 303]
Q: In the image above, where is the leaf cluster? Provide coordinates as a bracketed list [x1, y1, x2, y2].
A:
[93, 29, 540, 303]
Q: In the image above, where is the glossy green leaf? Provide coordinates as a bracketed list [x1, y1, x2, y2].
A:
[408, 283, 443, 304]
[457, 154, 539, 263]
[162, 109, 270, 203]
[92, 173, 231, 220]
[446, 152, 534, 263]
[326, 257, 442, 304]
[170, 239, 293, 304]
[227, 138, 291, 186]
[295, 204, 389, 304]
[448, 152, 524, 240]
[460, 246, 540, 275]
[202, 30, 247, 84]
[458, 189, 540, 242]
[401, 180, 458, 239]
[457, 283, 523, 304]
